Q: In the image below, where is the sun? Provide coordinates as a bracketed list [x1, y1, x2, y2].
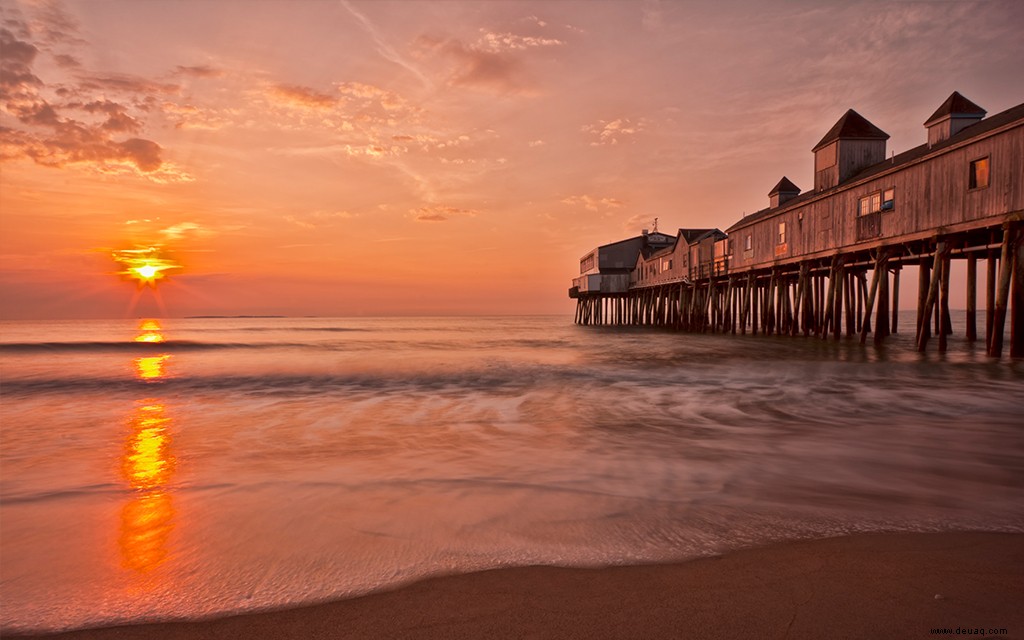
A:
[135, 264, 159, 280]
[113, 246, 181, 288]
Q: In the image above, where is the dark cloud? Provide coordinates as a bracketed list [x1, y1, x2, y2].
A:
[412, 205, 478, 222]
[53, 53, 80, 68]
[0, 28, 42, 90]
[31, 0, 84, 46]
[0, 27, 164, 175]
[78, 73, 180, 95]
[174, 65, 224, 78]
[416, 35, 530, 94]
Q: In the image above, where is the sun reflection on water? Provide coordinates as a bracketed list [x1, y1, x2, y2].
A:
[134, 355, 170, 380]
[120, 320, 177, 574]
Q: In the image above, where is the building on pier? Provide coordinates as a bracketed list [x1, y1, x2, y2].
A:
[570, 91, 1024, 357]
[569, 229, 674, 298]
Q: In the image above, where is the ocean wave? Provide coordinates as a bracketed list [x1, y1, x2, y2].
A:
[0, 340, 311, 353]
[0, 368, 586, 397]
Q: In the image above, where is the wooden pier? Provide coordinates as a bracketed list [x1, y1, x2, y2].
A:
[570, 93, 1024, 357]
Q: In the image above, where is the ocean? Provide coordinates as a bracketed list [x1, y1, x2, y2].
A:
[1, 315, 1023, 633]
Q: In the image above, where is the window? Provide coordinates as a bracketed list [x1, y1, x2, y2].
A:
[858, 192, 882, 216]
[881, 188, 895, 210]
[745, 235, 752, 251]
[778, 222, 786, 245]
[580, 253, 595, 273]
[969, 157, 990, 189]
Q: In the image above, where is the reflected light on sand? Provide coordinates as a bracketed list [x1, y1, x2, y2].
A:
[120, 492, 175, 572]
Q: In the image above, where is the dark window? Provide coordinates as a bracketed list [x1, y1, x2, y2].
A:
[969, 157, 990, 189]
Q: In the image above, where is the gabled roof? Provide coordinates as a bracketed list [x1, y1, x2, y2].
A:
[812, 109, 889, 152]
[727, 101, 1024, 233]
[768, 176, 800, 196]
[677, 228, 717, 244]
[597, 234, 643, 250]
[924, 91, 986, 126]
[648, 245, 675, 259]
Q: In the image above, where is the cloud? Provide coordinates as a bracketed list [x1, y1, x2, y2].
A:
[268, 83, 336, 109]
[283, 210, 357, 229]
[77, 73, 180, 95]
[582, 117, 646, 145]
[27, 0, 85, 47]
[337, 81, 412, 113]
[410, 205, 479, 222]
[161, 102, 233, 131]
[417, 36, 526, 94]
[528, 139, 545, 147]
[52, 53, 80, 68]
[160, 222, 207, 240]
[624, 213, 657, 231]
[476, 30, 563, 52]
[561, 195, 624, 211]
[174, 64, 224, 78]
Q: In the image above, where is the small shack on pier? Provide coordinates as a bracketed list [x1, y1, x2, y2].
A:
[569, 230, 674, 298]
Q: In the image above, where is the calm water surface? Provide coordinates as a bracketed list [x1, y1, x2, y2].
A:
[1, 316, 1023, 632]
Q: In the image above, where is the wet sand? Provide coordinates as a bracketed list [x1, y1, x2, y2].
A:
[10, 532, 1023, 640]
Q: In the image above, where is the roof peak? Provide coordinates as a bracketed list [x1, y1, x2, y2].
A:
[924, 91, 986, 126]
[813, 109, 889, 152]
[769, 176, 800, 196]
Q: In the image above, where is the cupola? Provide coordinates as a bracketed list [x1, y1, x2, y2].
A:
[769, 177, 800, 208]
[924, 91, 986, 148]
[812, 109, 889, 191]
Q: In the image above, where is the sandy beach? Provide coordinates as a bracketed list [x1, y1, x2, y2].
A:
[8, 532, 1022, 640]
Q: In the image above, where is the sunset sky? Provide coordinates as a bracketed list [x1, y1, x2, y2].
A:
[1, 0, 1022, 319]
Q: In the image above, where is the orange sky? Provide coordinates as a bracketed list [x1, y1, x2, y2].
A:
[1, 0, 1022, 319]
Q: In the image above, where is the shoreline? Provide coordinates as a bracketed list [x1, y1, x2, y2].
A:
[8, 531, 1023, 640]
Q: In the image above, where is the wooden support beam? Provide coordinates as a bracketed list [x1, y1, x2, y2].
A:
[822, 264, 837, 339]
[917, 255, 930, 342]
[875, 254, 890, 344]
[941, 251, 953, 337]
[855, 272, 863, 333]
[891, 267, 900, 335]
[990, 226, 1014, 357]
[844, 270, 855, 336]
[751, 280, 759, 335]
[939, 251, 951, 352]
[861, 256, 883, 345]
[1012, 228, 1024, 358]
[986, 251, 996, 351]
[918, 243, 945, 352]
[833, 265, 844, 340]
[966, 255, 978, 341]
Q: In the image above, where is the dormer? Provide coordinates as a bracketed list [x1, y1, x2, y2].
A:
[812, 109, 889, 192]
[768, 177, 800, 208]
[924, 91, 986, 148]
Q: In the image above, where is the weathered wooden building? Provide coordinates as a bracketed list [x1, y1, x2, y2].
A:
[571, 91, 1024, 357]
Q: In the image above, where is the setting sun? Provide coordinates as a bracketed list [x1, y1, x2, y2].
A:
[112, 247, 181, 288]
